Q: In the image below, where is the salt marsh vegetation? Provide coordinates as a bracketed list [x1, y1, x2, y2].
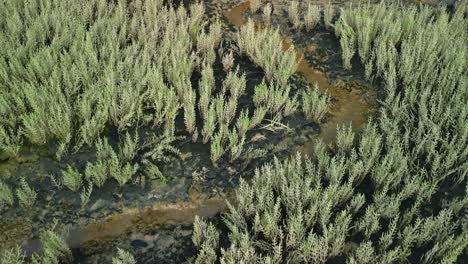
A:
[0, 0, 304, 208]
[0, 0, 466, 263]
[193, 1, 467, 263]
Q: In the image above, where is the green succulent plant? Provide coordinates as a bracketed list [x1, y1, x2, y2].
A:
[193, 2, 468, 263]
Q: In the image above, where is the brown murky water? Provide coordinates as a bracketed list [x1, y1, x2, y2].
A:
[225, 1, 376, 154]
[21, 189, 231, 256]
[66, 192, 227, 248]
[224, 1, 249, 28]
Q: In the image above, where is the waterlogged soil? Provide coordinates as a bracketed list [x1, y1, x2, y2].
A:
[64, 190, 232, 263]
[0, 0, 391, 263]
[0, 116, 307, 261]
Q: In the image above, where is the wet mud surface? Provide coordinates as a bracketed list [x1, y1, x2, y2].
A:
[0, 120, 303, 262]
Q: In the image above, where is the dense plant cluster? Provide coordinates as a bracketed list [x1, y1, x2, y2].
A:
[284, 0, 334, 32]
[0, 0, 201, 209]
[237, 19, 299, 121]
[193, 2, 467, 263]
[2, 0, 465, 262]
[0, 0, 213, 155]
[1, 227, 71, 264]
[194, 139, 466, 263]
[0, 0, 319, 212]
[334, 2, 468, 186]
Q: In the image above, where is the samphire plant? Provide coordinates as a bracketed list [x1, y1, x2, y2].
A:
[62, 166, 83, 192]
[0, 0, 302, 181]
[0, 0, 201, 168]
[31, 228, 72, 264]
[16, 178, 37, 209]
[194, 143, 466, 263]
[302, 82, 331, 123]
[0, 180, 14, 210]
[237, 19, 299, 87]
[0, 226, 71, 264]
[193, 2, 467, 264]
[112, 248, 136, 264]
[288, 1, 302, 29]
[304, 4, 321, 31]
